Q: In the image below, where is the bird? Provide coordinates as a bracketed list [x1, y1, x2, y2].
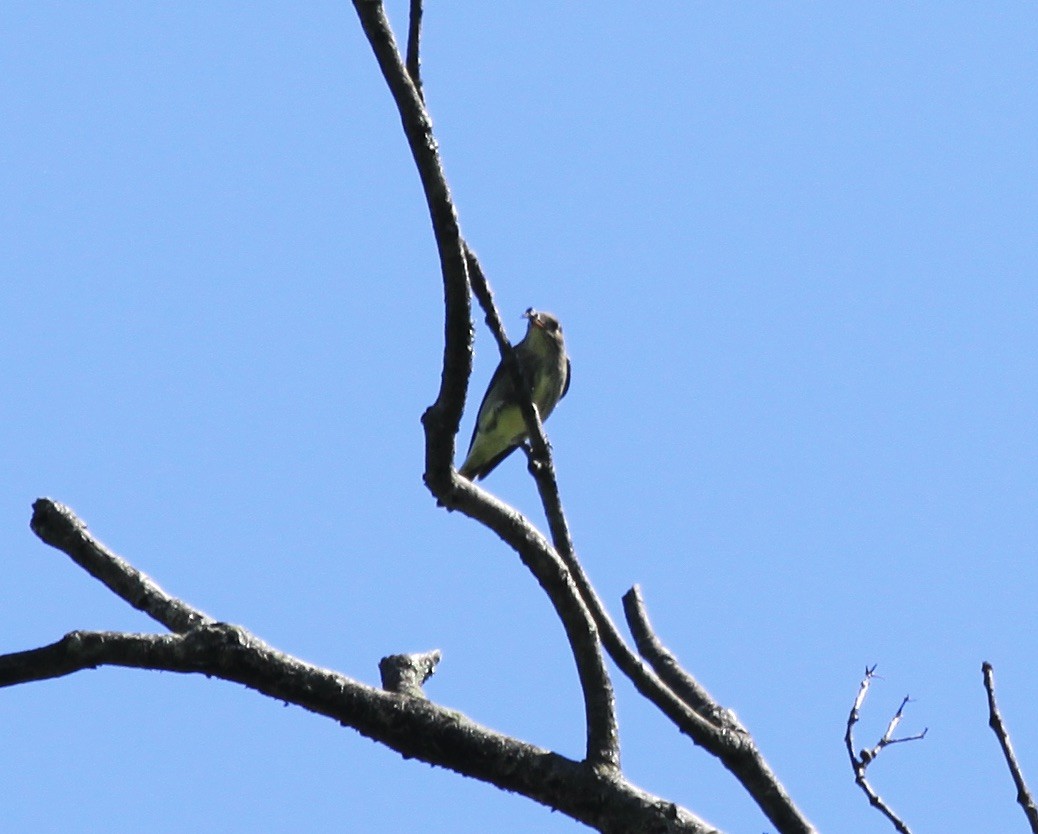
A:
[459, 308, 571, 481]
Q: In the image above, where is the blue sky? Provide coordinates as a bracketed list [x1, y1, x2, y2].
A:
[4, 3, 1038, 832]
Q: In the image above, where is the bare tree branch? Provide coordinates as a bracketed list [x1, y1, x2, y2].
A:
[351, 0, 620, 772]
[405, 0, 424, 101]
[29, 498, 213, 633]
[449, 479, 620, 770]
[862, 695, 927, 759]
[353, 0, 471, 496]
[4, 505, 723, 834]
[620, 586, 817, 834]
[983, 662, 1038, 833]
[845, 666, 925, 834]
[623, 585, 741, 729]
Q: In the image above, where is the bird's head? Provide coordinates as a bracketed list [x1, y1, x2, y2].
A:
[523, 308, 564, 346]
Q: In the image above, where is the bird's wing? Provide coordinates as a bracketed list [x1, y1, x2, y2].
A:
[470, 443, 521, 480]
[466, 360, 513, 452]
[561, 357, 572, 400]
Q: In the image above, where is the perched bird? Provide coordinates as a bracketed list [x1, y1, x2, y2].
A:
[459, 308, 571, 481]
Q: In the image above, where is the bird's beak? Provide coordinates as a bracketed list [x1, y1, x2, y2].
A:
[524, 308, 542, 328]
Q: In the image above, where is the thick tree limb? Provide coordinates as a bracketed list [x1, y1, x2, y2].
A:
[5, 508, 721, 834]
[0, 626, 718, 832]
[983, 662, 1038, 833]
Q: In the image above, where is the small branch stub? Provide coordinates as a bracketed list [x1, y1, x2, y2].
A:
[380, 650, 442, 698]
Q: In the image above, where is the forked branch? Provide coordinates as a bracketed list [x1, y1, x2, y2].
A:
[2, 499, 718, 834]
[352, 0, 619, 771]
[845, 666, 926, 834]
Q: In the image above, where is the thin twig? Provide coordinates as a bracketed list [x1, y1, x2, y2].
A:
[859, 695, 927, 760]
[844, 666, 924, 834]
[405, 0, 424, 100]
[622, 586, 739, 730]
[618, 585, 816, 834]
[983, 662, 1038, 833]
